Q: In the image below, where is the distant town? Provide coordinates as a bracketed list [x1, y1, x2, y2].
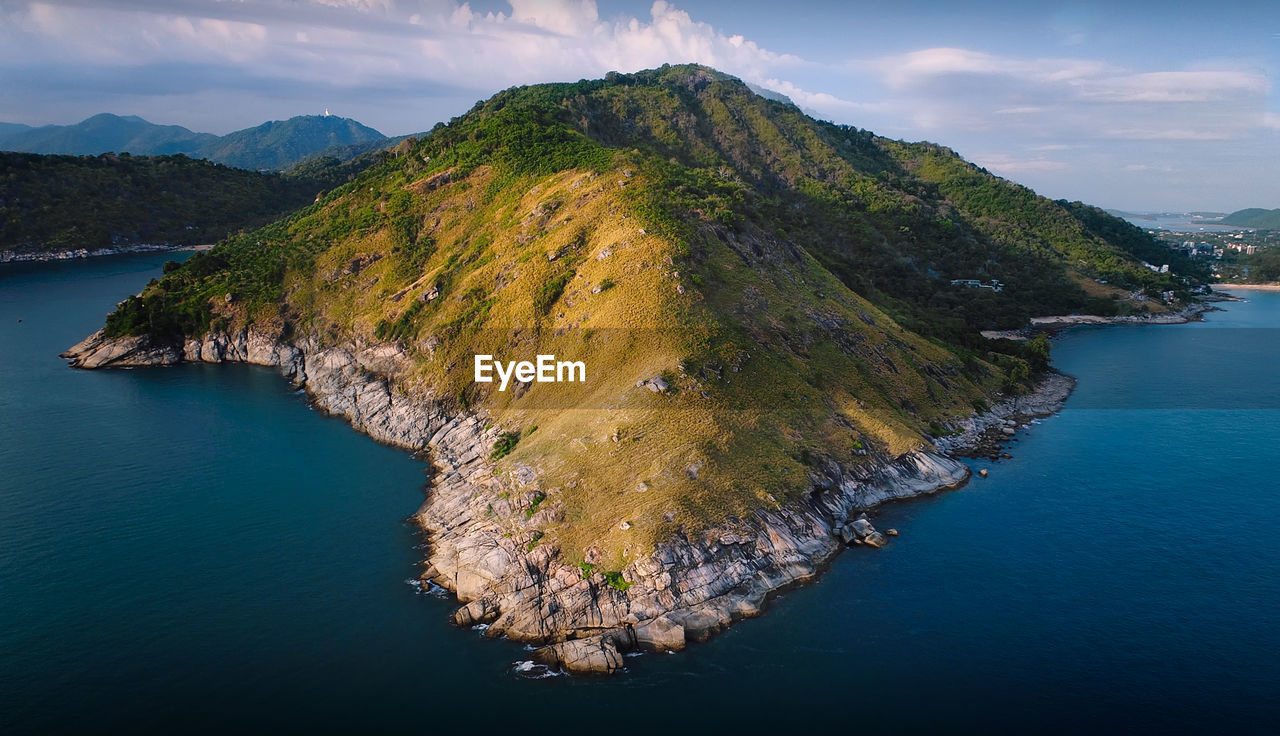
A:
[1114, 211, 1280, 283]
[1153, 229, 1280, 282]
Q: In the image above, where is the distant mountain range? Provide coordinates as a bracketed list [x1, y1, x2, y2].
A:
[1221, 208, 1280, 229]
[0, 113, 389, 171]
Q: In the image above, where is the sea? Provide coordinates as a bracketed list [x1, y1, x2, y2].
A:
[2, 253, 1277, 733]
[1116, 212, 1249, 233]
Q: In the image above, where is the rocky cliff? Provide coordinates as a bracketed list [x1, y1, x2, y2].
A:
[64, 326, 1069, 673]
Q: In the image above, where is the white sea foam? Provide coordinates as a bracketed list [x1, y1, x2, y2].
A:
[404, 578, 448, 597]
[511, 660, 562, 679]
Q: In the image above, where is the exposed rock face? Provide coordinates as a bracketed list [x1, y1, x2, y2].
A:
[64, 330, 182, 368]
[63, 327, 1068, 675]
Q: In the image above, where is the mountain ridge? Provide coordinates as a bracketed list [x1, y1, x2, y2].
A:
[0, 112, 389, 171]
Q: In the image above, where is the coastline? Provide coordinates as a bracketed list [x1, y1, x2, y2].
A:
[980, 300, 1217, 340]
[1213, 283, 1280, 291]
[60, 324, 1075, 674]
[0, 243, 212, 264]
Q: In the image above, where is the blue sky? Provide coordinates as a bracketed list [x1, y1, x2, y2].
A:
[1, 0, 1276, 211]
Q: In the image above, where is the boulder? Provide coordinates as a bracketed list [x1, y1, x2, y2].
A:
[635, 615, 686, 652]
[532, 632, 629, 674]
[637, 376, 671, 393]
[863, 531, 887, 548]
[850, 518, 876, 538]
[452, 597, 499, 627]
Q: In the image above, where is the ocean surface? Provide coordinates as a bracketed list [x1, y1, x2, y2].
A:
[1117, 212, 1248, 233]
[2, 254, 1277, 733]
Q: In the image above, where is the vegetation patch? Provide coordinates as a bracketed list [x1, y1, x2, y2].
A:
[490, 430, 522, 461]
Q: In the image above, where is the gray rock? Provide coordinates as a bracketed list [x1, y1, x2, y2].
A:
[637, 376, 670, 393]
[635, 615, 686, 652]
[532, 631, 630, 674]
[850, 518, 876, 538]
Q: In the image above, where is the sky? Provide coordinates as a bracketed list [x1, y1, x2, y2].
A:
[0, 0, 1276, 211]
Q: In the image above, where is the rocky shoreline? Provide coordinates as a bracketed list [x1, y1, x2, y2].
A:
[1213, 283, 1280, 291]
[63, 325, 1072, 675]
[1, 243, 210, 264]
[979, 301, 1217, 341]
[935, 372, 1076, 460]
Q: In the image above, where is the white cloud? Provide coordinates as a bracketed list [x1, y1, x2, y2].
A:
[505, 0, 598, 35]
[758, 77, 878, 116]
[873, 47, 1110, 88]
[4, 0, 884, 136]
[1102, 128, 1234, 141]
[852, 46, 1273, 146]
[976, 153, 1072, 175]
[1122, 163, 1176, 173]
[309, 0, 396, 11]
[1081, 70, 1268, 103]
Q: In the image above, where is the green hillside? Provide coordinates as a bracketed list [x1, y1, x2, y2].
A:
[194, 115, 386, 171]
[1221, 207, 1280, 229]
[0, 152, 320, 255]
[97, 65, 1203, 561]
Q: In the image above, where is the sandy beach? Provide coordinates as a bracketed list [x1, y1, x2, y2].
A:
[1214, 283, 1280, 292]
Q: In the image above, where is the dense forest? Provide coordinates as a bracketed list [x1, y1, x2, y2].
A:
[0, 152, 318, 255]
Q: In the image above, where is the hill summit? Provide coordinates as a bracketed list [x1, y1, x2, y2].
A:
[67, 64, 1204, 672]
[196, 114, 385, 170]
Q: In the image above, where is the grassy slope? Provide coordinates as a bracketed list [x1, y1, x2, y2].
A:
[100, 65, 1199, 568]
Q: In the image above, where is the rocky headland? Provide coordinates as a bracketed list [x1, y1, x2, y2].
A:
[64, 325, 1072, 674]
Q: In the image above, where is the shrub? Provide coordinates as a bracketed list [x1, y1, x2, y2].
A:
[490, 430, 522, 460]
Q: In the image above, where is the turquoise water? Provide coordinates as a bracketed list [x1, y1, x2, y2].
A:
[2, 256, 1277, 733]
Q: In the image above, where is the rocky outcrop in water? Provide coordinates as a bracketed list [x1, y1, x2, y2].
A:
[63, 327, 1065, 675]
